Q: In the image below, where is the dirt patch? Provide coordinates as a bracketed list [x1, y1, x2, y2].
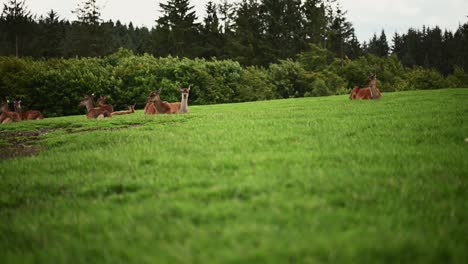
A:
[0, 128, 53, 160]
[64, 123, 143, 134]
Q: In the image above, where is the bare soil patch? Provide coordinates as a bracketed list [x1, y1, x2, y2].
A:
[0, 129, 53, 160]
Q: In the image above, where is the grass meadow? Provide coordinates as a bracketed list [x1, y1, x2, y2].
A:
[0, 89, 467, 263]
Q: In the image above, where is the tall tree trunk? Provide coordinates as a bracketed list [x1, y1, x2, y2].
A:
[15, 33, 18, 57]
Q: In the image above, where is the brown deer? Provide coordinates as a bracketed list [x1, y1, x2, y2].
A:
[0, 100, 21, 124]
[79, 95, 111, 119]
[13, 100, 44, 120]
[179, 85, 191, 113]
[148, 90, 180, 114]
[349, 74, 382, 100]
[144, 95, 158, 115]
[96, 95, 114, 113]
[112, 103, 136, 116]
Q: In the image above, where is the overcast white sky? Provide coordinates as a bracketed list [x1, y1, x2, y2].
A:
[19, 0, 468, 42]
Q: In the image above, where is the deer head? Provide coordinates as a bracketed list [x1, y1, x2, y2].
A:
[13, 100, 22, 112]
[0, 100, 9, 113]
[79, 95, 94, 108]
[148, 90, 161, 102]
[180, 85, 191, 100]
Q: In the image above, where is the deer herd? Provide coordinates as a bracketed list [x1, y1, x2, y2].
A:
[0, 74, 381, 124]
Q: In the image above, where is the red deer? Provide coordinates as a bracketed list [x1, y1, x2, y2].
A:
[148, 90, 179, 114]
[112, 103, 136, 116]
[349, 74, 382, 100]
[13, 100, 44, 120]
[79, 95, 111, 119]
[96, 95, 114, 113]
[144, 95, 158, 115]
[0, 100, 21, 124]
[179, 85, 191, 113]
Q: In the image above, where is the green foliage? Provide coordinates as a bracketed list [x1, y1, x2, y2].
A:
[0, 47, 462, 117]
[296, 44, 335, 72]
[404, 67, 446, 90]
[268, 59, 311, 98]
[237, 66, 276, 101]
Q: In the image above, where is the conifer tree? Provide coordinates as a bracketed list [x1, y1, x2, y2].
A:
[1, 0, 33, 57]
[154, 0, 200, 57]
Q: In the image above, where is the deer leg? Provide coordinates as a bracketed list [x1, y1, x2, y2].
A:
[2, 118, 12, 124]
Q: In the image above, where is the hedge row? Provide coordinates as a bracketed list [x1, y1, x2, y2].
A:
[1, 47, 466, 117]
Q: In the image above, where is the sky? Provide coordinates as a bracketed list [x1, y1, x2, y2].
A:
[19, 0, 468, 42]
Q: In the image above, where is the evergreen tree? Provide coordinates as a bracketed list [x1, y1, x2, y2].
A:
[201, 1, 222, 58]
[37, 9, 66, 57]
[368, 30, 389, 57]
[230, 0, 264, 65]
[218, 0, 235, 34]
[0, 0, 33, 57]
[302, 0, 327, 46]
[326, 4, 354, 67]
[154, 0, 200, 58]
[260, 0, 304, 62]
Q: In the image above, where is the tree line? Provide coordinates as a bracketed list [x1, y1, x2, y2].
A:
[1, 0, 467, 76]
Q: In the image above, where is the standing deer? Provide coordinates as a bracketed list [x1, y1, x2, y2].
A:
[349, 74, 382, 100]
[79, 95, 111, 119]
[148, 90, 180, 114]
[112, 103, 136, 115]
[0, 100, 21, 124]
[144, 95, 158, 115]
[13, 100, 44, 120]
[96, 95, 114, 113]
[179, 85, 191, 113]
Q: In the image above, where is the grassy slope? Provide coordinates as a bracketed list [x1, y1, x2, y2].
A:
[0, 89, 467, 263]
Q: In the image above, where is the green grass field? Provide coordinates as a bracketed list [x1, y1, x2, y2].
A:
[1, 89, 467, 263]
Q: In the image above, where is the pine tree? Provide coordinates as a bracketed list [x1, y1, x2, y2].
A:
[72, 0, 101, 25]
[302, 0, 327, 46]
[201, 1, 222, 58]
[230, 0, 264, 65]
[154, 0, 200, 57]
[367, 30, 389, 57]
[218, 0, 235, 34]
[326, 4, 354, 67]
[0, 0, 33, 57]
[38, 9, 66, 57]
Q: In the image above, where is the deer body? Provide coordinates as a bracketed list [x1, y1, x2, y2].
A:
[349, 75, 382, 100]
[112, 104, 136, 115]
[148, 91, 178, 114]
[350, 87, 382, 100]
[144, 102, 158, 115]
[0, 101, 21, 124]
[79, 96, 111, 119]
[96, 96, 114, 113]
[13, 100, 44, 120]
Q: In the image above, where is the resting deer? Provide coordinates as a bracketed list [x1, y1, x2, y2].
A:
[79, 95, 111, 119]
[13, 100, 44, 120]
[148, 90, 180, 114]
[179, 85, 191, 113]
[96, 95, 114, 113]
[349, 74, 382, 100]
[112, 103, 136, 115]
[144, 95, 158, 115]
[0, 100, 21, 124]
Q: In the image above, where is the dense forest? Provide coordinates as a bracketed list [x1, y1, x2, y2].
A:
[0, 0, 467, 116]
[1, 0, 468, 72]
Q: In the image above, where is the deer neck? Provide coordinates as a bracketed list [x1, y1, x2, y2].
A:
[153, 96, 166, 113]
[84, 100, 94, 113]
[14, 104, 23, 114]
[180, 94, 189, 113]
[369, 80, 378, 99]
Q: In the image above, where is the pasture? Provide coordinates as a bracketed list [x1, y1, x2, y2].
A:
[0, 89, 467, 263]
